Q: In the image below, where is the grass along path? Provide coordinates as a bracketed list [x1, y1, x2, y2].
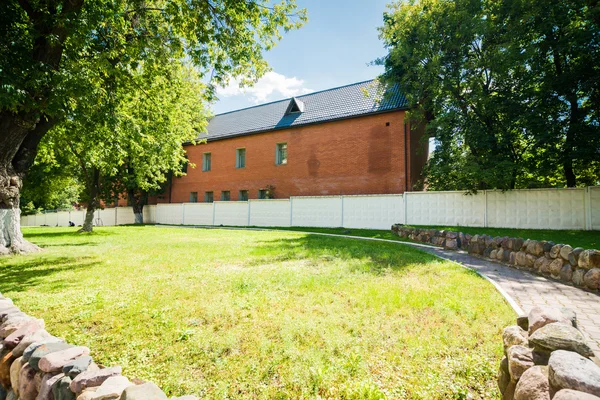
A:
[2, 226, 514, 399]
[272, 226, 600, 250]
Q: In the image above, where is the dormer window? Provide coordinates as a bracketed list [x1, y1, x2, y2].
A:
[285, 97, 304, 114]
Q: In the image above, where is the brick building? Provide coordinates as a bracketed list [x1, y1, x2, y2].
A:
[160, 80, 428, 203]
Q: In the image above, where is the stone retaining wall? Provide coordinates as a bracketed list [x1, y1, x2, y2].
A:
[0, 294, 196, 400]
[498, 306, 600, 399]
[391, 225, 600, 293]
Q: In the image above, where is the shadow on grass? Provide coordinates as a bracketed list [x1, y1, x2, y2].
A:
[24, 229, 118, 239]
[246, 233, 466, 276]
[41, 241, 98, 248]
[23, 230, 82, 238]
[0, 256, 100, 293]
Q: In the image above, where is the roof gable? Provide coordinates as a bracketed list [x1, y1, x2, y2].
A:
[285, 97, 305, 114]
[203, 79, 407, 141]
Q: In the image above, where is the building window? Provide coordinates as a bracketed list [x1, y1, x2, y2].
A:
[190, 192, 198, 203]
[204, 191, 213, 203]
[258, 189, 268, 199]
[221, 191, 230, 201]
[182, 154, 189, 173]
[236, 148, 246, 168]
[239, 190, 248, 201]
[276, 143, 287, 165]
[202, 153, 211, 172]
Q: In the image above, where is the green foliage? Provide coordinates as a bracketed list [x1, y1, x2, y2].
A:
[46, 60, 208, 210]
[273, 226, 600, 253]
[20, 143, 82, 212]
[1, 0, 307, 118]
[378, 0, 600, 190]
[2, 226, 514, 398]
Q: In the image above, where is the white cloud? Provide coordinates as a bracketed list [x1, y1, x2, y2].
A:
[217, 71, 314, 104]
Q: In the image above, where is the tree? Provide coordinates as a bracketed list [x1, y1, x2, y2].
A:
[0, 0, 306, 252]
[378, 0, 599, 191]
[48, 61, 207, 232]
[20, 146, 82, 214]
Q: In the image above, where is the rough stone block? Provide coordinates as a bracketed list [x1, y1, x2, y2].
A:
[579, 250, 600, 270]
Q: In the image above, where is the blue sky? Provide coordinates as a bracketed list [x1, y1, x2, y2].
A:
[212, 0, 390, 115]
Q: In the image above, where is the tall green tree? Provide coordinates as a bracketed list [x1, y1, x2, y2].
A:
[0, 0, 306, 252]
[378, 0, 599, 191]
[20, 145, 82, 214]
[49, 62, 207, 232]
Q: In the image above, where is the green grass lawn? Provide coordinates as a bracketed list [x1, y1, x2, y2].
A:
[273, 226, 600, 250]
[1, 227, 514, 399]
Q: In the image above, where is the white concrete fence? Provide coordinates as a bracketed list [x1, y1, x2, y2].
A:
[20, 187, 600, 231]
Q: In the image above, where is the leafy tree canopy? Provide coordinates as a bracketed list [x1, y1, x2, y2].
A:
[47, 59, 208, 230]
[0, 0, 306, 250]
[378, 0, 600, 191]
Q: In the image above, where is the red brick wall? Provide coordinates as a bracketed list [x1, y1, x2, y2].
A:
[160, 110, 422, 203]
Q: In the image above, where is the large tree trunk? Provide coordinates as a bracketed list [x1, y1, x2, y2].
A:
[80, 208, 95, 233]
[128, 188, 147, 224]
[78, 167, 100, 233]
[0, 111, 55, 254]
[0, 0, 85, 253]
[133, 204, 144, 224]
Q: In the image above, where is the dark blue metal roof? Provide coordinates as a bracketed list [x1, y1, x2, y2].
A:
[202, 79, 407, 141]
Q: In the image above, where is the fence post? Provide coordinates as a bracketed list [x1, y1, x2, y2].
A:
[182, 203, 185, 225]
[247, 200, 251, 226]
[404, 192, 408, 225]
[584, 187, 592, 231]
[212, 202, 216, 226]
[290, 197, 294, 227]
[484, 190, 488, 228]
[115, 207, 118, 226]
[340, 196, 344, 228]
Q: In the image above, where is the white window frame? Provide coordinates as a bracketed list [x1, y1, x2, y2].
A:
[202, 152, 211, 172]
[236, 148, 246, 169]
[276, 143, 288, 165]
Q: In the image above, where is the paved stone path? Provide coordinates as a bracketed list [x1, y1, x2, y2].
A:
[412, 245, 600, 359]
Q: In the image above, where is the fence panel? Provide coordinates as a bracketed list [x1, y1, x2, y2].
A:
[487, 189, 585, 230]
[34, 213, 46, 226]
[182, 203, 214, 225]
[143, 205, 156, 224]
[116, 207, 135, 225]
[249, 200, 291, 227]
[342, 195, 404, 229]
[213, 202, 249, 226]
[156, 204, 183, 225]
[590, 187, 600, 230]
[70, 210, 85, 226]
[292, 196, 343, 228]
[56, 212, 70, 226]
[98, 208, 116, 226]
[20, 215, 31, 227]
[406, 191, 485, 227]
[44, 213, 58, 226]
